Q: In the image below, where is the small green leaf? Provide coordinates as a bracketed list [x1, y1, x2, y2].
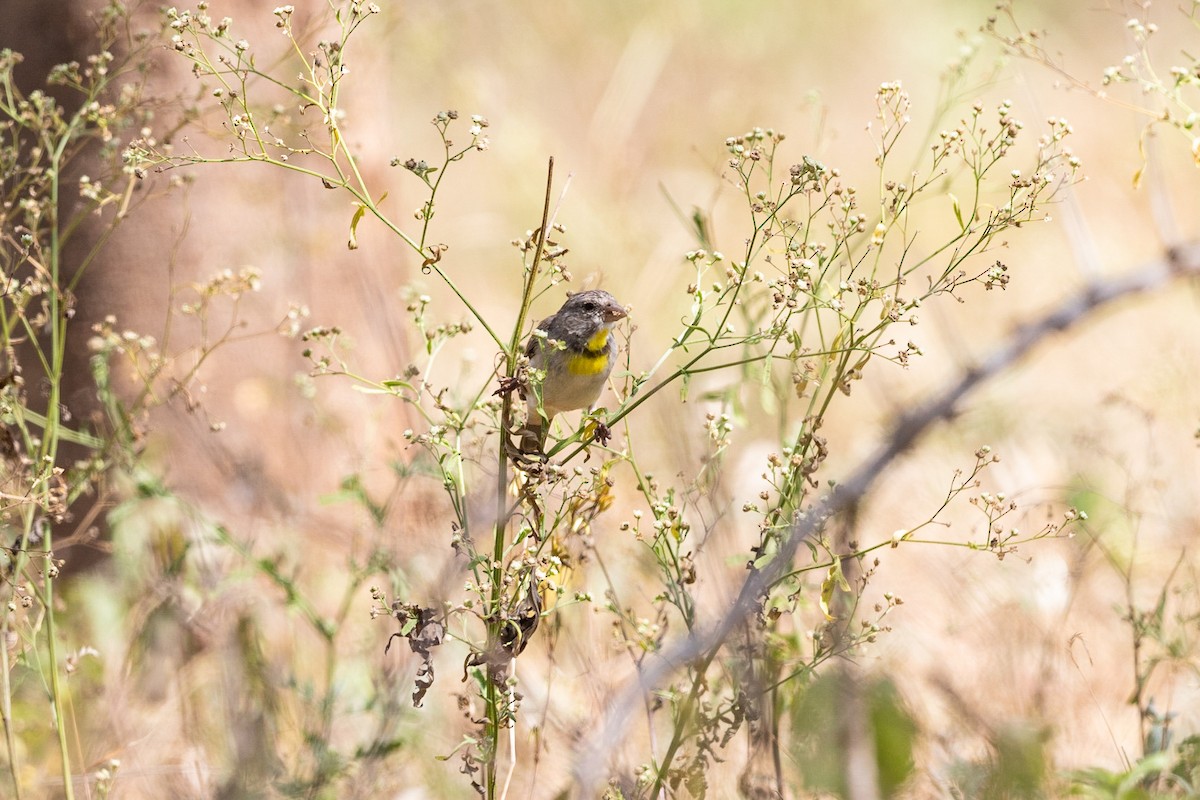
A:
[818, 561, 850, 620]
[950, 192, 965, 230]
[348, 202, 367, 250]
[869, 679, 917, 797]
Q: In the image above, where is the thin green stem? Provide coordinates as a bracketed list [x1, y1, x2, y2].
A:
[480, 158, 556, 799]
[40, 123, 74, 800]
[0, 606, 19, 800]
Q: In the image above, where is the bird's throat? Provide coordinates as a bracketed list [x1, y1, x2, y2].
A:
[567, 329, 612, 376]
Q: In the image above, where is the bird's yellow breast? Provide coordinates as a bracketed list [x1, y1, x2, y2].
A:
[566, 350, 609, 376]
[566, 329, 612, 376]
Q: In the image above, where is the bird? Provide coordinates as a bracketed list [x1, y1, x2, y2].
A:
[520, 289, 627, 453]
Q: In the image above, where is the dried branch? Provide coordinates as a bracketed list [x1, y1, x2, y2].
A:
[570, 240, 1200, 793]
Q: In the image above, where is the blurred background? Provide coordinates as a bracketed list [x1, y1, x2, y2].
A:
[5, 0, 1199, 796]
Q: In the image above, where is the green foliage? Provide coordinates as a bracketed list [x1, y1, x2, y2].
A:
[125, 3, 1095, 798]
[4, 1, 1199, 798]
[789, 671, 917, 798]
[0, 4, 154, 797]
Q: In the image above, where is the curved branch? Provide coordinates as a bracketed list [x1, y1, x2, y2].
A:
[569, 240, 1200, 793]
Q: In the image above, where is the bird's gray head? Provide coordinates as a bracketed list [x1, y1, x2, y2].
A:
[532, 289, 628, 354]
[559, 290, 627, 327]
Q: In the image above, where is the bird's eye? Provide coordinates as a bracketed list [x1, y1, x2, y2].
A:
[582, 301, 596, 312]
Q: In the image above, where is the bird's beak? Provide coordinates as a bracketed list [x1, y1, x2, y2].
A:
[604, 303, 628, 323]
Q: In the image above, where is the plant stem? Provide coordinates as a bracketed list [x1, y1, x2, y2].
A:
[0, 607, 20, 800]
[482, 157, 556, 798]
[41, 130, 75, 800]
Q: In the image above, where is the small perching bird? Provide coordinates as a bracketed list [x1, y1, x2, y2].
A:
[520, 289, 627, 453]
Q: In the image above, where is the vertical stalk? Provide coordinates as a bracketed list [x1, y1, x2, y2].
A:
[41, 140, 75, 800]
[484, 157, 555, 798]
[0, 538, 23, 800]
